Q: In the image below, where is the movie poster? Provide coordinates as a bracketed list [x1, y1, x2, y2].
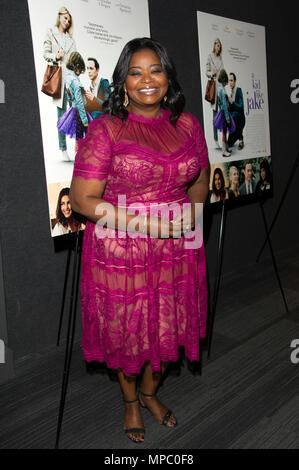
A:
[197, 12, 272, 204]
[27, 0, 150, 236]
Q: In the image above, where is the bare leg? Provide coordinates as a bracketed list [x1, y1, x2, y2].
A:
[117, 370, 145, 442]
[139, 361, 177, 427]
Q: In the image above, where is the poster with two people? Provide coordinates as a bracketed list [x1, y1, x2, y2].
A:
[197, 12, 272, 204]
[27, 0, 150, 237]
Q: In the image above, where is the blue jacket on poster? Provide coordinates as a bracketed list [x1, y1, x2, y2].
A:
[229, 87, 245, 117]
[217, 83, 230, 122]
[65, 71, 88, 125]
[90, 78, 110, 120]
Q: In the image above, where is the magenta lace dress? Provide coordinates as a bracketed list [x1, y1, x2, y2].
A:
[73, 108, 209, 376]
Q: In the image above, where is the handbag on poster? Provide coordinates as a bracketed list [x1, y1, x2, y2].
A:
[41, 30, 62, 99]
[41, 65, 62, 98]
[205, 79, 216, 104]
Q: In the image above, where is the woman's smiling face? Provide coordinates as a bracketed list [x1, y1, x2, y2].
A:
[124, 48, 168, 114]
[214, 173, 222, 190]
[261, 168, 266, 181]
[61, 195, 72, 219]
[60, 13, 71, 31]
[214, 40, 221, 55]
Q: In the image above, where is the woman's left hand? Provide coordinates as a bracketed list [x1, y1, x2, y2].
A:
[172, 204, 203, 235]
[85, 91, 94, 100]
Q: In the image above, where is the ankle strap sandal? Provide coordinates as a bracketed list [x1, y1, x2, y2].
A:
[123, 397, 145, 441]
[139, 391, 177, 427]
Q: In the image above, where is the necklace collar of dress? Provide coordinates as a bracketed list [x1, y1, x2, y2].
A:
[128, 108, 170, 124]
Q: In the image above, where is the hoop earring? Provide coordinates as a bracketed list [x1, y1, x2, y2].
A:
[123, 91, 129, 108]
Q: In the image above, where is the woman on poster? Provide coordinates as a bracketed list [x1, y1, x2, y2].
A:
[70, 37, 209, 443]
[52, 187, 85, 236]
[43, 6, 76, 162]
[228, 165, 240, 199]
[205, 38, 224, 149]
[210, 168, 228, 203]
[256, 159, 272, 194]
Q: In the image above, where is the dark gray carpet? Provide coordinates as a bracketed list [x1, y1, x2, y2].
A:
[1, 244, 299, 449]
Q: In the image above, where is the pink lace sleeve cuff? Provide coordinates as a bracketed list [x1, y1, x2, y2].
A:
[73, 117, 112, 181]
[192, 115, 209, 170]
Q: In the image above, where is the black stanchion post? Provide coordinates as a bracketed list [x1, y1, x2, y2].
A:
[55, 231, 82, 450]
[57, 242, 73, 347]
[207, 200, 227, 360]
[259, 200, 289, 314]
[256, 152, 299, 263]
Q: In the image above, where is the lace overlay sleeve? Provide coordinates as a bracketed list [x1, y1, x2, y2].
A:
[73, 118, 113, 181]
[192, 116, 209, 170]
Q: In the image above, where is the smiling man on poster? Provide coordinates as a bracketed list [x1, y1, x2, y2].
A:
[86, 57, 110, 119]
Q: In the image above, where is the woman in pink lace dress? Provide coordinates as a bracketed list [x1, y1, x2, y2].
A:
[70, 38, 209, 443]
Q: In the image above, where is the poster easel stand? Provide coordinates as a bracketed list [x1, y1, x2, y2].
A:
[207, 200, 227, 359]
[207, 189, 290, 359]
[55, 231, 82, 450]
[258, 199, 289, 313]
[256, 152, 299, 263]
[57, 240, 72, 347]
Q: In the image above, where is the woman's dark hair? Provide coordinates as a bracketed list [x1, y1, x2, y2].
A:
[212, 168, 226, 200]
[218, 69, 228, 85]
[66, 51, 86, 74]
[259, 159, 272, 183]
[103, 37, 185, 124]
[56, 188, 84, 230]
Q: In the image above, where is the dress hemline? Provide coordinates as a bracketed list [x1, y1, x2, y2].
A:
[82, 341, 205, 376]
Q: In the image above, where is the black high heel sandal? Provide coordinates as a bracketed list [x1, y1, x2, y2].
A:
[138, 391, 177, 427]
[123, 397, 146, 443]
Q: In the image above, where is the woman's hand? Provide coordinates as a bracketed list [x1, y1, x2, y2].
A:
[56, 49, 65, 61]
[85, 91, 94, 100]
[172, 204, 204, 235]
[146, 205, 202, 238]
[172, 204, 201, 233]
[144, 216, 183, 238]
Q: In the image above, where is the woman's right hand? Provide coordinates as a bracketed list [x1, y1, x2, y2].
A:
[56, 49, 65, 61]
[146, 216, 186, 238]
